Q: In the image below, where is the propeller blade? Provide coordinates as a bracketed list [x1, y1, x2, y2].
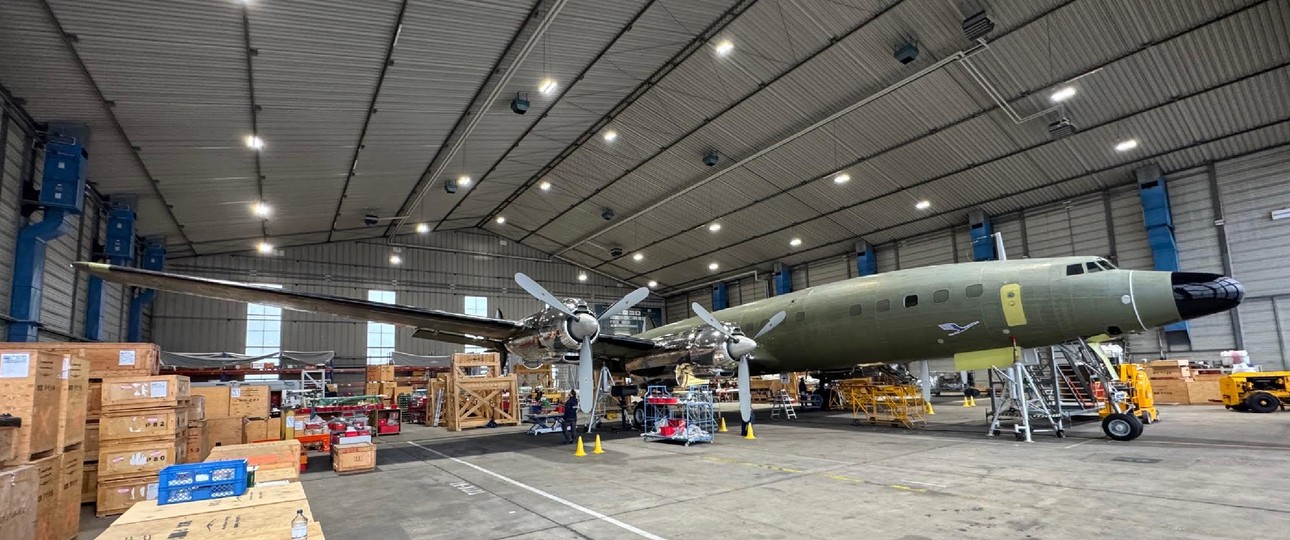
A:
[690, 302, 729, 337]
[598, 287, 650, 322]
[738, 357, 752, 423]
[578, 341, 594, 414]
[515, 273, 574, 316]
[753, 310, 787, 339]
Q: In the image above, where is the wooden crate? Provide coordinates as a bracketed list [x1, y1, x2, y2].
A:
[206, 440, 301, 479]
[0, 465, 37, 540]
[367, 364, 395, 382]
[32, 452, 59, 540]
[228, 384, 271, 418]
[243, 417, 277, 443]
[101, 375, 191, 411]
[364, 382, 381, 396]
[515, 364, 555, 389]
[96, 474, 158, 517]
[57, 447, 84, 540]
[84, 422, 100, 459]
[1150, 379, 1191, 405]
[111, 482, 308, 525]
[1186, 379, 1222, 405]
[190, 386, 230, 418]
[444, 374, 520, 431]
[451, 352, 502, 376]
[100, 407, 189, 442]
[56, 352, 89, 451]
[332, 442, 376, 473]
[206, 416, 244, 449]
[0, 423, 15, 464]
[184, 420, 210, 463]
[96, 500, 315, 539]
[97, 435, 185, 479]
[81, 462, 98, 503]
[187, 394, 206, 421]
[0, 349, 61, 464]
[0, 342, 159, 378]
[87, 380, 102, 420]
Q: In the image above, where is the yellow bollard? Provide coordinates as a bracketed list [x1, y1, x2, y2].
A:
[744, 424, 757, 440]
[925, 402, 935, 415]
[592, 434, 604, 454]
[718, 417, 728, 433]
[574, 436, 587, 457]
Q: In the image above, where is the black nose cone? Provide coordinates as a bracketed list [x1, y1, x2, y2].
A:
[1173, 272, 1245, 320]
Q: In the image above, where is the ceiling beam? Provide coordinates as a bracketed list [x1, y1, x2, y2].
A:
[240, 4, 267, 239]
[325, 0, 410, 243]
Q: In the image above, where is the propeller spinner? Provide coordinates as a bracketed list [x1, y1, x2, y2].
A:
[515, 273, 649, 413]
[691, 303, 785, 424]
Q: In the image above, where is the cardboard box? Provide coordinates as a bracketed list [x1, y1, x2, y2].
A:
[229, 384, 271, 418]
[101, 375, 191, 411]
[88, 380, 103, 419]
[1150, 379, 1190, 404]
[111, 482, 308, 525]
[1186, 379, 1222, 405]
[184, 420, 210, 463]
[56, 352, 89, 449]
[207, 417, 244, 449]
[97, 436, 185, 478]
[188, 394, 206, 421]
[96, 474, 158, 517]
[84, 422, 100, 458]
[367, 364, 395, 381]
[207, 440, 301, 479]
[0, 465, 37, 540]
[100, 407, 189, 441]
[190, 386, 230, 418]
[332, 442, 376, 473]
[82, 461, 98, 503]
[95, 501, 315, 539]
[0, 349, 61, 464]
[57, 447, 84, 540]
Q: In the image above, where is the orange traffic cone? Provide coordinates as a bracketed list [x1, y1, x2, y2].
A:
[574, 436, 587, 457]
[592, 434, 604, 454]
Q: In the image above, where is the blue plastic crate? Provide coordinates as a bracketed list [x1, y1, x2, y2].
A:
[157, 459, 249, 505]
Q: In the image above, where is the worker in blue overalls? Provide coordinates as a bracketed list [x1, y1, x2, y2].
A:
[561, 390, 579, 444]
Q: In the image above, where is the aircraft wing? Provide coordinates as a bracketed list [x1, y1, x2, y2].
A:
[592, 333, 673, 360]
[74, 263, 527, 344]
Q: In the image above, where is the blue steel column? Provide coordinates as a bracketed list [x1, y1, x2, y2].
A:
[85, 203, 136, 340]
[1136, 164, 1190, 341]
[772, 262, 792, 296]
[854, 241, 877, 277]
[968, 210, 997, 261]
[711, 282, 729, 310]
[7, 134, 88, 342]
[127, 240, 166, 342]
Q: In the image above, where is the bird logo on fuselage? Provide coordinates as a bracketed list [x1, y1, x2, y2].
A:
[938, 321, 980, 336]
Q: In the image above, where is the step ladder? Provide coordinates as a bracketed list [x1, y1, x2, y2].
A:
[770, 389, 797, 420]
[430, 387, 446, 427]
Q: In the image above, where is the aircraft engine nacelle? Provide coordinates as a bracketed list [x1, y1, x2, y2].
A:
[621, 326, 737, 377]
[503, 300, 591, 365]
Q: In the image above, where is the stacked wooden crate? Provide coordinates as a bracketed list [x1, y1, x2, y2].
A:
[443, 353, 520, 431]
[95, 474, 325, 539]
[207, 439, 302, 485]
[1143, 360, 1225, 405]
[190, 383, 279, 449]
[0, 344, 89, 540]
[96, 373, 190, 517]
[366, 363, 397, 404]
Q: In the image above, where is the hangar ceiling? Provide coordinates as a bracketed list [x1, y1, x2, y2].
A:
[1, 0, 1286, 292]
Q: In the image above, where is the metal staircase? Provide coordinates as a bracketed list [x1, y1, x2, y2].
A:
[986, 339, 1121, 441]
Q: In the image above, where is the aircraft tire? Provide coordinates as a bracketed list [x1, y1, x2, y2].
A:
[632, 403, 647, 427]
[1245, 392, 1280, 414]
[1140, 412, 1153, 425]
[1102, 413, 1143, 441]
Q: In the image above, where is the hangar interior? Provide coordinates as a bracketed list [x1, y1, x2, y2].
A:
[0, 0, 1288, 539]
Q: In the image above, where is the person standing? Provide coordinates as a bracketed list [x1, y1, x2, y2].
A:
[561, 390, 579, 444]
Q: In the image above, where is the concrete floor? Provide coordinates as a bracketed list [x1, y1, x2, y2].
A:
[81, 399, 1290, 539]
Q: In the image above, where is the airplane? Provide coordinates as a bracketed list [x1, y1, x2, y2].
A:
[75, 255, 1244, 427]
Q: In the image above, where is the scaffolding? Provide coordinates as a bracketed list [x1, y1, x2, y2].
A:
[841, 380, 927, 429]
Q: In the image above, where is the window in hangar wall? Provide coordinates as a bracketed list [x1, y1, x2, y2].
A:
[245, 284, 284, 380]
[367, 290, 397, 365]
[463, 296, 488, 357]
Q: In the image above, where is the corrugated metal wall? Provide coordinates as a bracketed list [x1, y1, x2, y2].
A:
[151, 231, 665, 359]
[0, 114, 27, 329]
[663, 147, 1290, 368]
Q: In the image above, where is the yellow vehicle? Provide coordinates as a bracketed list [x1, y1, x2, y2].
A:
[1220, 372, 1290, 413]
[1094, 364, 1159, 441]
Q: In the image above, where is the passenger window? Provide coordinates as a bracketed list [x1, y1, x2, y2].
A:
[877, 299, 891, 312]
[1086, 262, 1103, 273]
[1066, 264, 1084, 276]
[849, 304, 863, 316]
[794, 311, 805, 322]
[966, 284, 983, 298]
[904, 295, 919, 308]
[933, 289, 950, 303]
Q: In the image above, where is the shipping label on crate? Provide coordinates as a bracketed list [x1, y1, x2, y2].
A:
[230, 386, 241, 398]
[61, 356, 71, 380]
[149, 381, 169, 398]
[114, 482, 158, 501]
[118, 350, 136, 366]
[1, 352, 30, 377]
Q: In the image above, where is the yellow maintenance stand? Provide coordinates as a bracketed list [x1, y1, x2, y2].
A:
[1100, 363, 1159, 425]
[1220, 372, 1290, 413]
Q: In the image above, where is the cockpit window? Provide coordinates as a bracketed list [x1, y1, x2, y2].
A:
[1097, 259, 1116, 270]
[1086, 262, 1103, 273]
[1066, 263, 1084, 276]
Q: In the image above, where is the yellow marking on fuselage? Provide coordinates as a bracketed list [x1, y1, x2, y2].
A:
[1000, 283, 1028, 326]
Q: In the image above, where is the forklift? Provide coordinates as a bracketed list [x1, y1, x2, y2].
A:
[1220, 372, 1290, 413]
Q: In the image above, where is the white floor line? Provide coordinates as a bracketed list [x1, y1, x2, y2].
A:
[1062, 439, 1095, 449]
[407, 441, 668, 540]
[900, 480, 948, 488]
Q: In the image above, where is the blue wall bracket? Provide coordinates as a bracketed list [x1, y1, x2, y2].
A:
[85, 202, 136, 340]
[711, 282, 728, 311]
[968, 210, 997, 261]
[854, 241, 877, 277]
[127, 240, 166, 342]
[772, 263, 791, 296]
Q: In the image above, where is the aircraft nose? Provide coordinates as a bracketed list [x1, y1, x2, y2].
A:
[1172, 272, 1245, 320]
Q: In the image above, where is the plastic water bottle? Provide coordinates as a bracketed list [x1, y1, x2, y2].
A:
[291, 509, 308, 539]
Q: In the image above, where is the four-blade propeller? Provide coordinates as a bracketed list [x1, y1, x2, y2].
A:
[691, 303, 786, 423]
[515, 273, 649, 413]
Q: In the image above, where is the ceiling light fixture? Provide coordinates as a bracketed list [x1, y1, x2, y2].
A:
[915, 200, 931, 210]
[714, 39, 734, 56]
[457, 175, 471, 187]
[1050, 86, 1076, 102]
[245, 135, 264, 150]
[632, 253, 644, 262]
[789, 238, 802, 247]
[256, 241, 274, 255]
[577, 272, 588, 282]
[708, 262, 719, 271]
[495, 216, 506, 225]
[1115, 139, 1139, 152]
[602, 130, 618, 142]
[415, 223, 429, 234]
[539, 78, 558, 95]
[647, 280, 658, 288]
[251, 201, 271, 218]
[708, 222, 721, 232]
[389, 254, 403, 265]
[539, 180, 552, 191]
[833, 172, 851, 184]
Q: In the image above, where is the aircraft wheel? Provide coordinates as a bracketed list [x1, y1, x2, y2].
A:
[851, 419, 860, 426]
[1102, 413, 1143, 441]
[1246, 392, 1280, 414]
[632, 403, 646, 426]
[1140, 412, 1153, 425]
